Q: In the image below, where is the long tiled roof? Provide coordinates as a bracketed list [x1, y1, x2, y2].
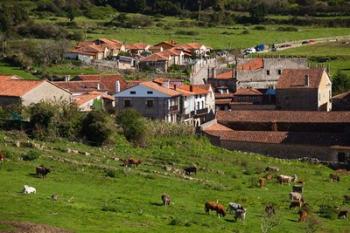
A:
[217, 110, 350, 123]
[53, 81, 105, 93]
[0, 79, 43, 97]
[277, 68, 324, 89]
[237, 58, 264, 71]
[76, 74, 127, 93]
[205, 130, 349, 146]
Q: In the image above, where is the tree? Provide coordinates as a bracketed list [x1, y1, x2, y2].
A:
[249, 1, 267, 24]
[116, 109, 146, 145]
[81, 111, 113, 146]
[66, 6, 77, 22]
[332, 71, 350, 94]
[28, 102, 56, 139]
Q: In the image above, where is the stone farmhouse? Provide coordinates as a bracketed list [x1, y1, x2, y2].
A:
[276, 68, 332, 111]
[203, 111, 350, 163]
[115, 79, 215, 126]
[0, 75, 71, 107]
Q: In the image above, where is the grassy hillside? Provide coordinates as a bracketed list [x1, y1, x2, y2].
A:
[0, 61, 37, 80]
[0, 131, 349, 233]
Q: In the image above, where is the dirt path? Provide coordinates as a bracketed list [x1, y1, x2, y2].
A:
[0, 221, 72, 233]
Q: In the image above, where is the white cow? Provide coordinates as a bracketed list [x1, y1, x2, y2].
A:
[227, 202, 247, 220]
[289, 192, 303, 202]
[23, 185, 36, 194]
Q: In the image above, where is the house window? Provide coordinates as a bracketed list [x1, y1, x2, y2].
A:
[267, 70, 270, 75]
[130, 91, 136, 94]
[278, 69, 282, 75]
[147, 91, 153, 94]
[124, 100, 131, 107]
[146, 100, 154, 108]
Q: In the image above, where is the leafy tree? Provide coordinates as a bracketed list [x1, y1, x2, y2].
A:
[28, 102, 56, 139]
[332, 71, 350, 94]
[249, 1, 267, 24]
[116, 109, 146, 145]
[81, 111, 113, 146]
[0, 3, 29, 34]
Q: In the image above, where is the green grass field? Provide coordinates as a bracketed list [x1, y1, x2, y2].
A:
[0, 61, 37, 80]
[0, 131, 349, 233]
[270, 42, 350, 76]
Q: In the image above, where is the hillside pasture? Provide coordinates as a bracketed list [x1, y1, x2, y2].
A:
[0, 132, 349, 233]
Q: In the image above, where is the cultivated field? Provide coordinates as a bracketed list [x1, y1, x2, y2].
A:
[0, 131, 349, 233]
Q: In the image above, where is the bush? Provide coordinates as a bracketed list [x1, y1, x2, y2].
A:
[116, 109, 146, 145]
[85, 6, 115, 19]
[175, 30, 199, 36]
[22, 150, 40, 161]
[146, 120, 194, 138]
[105, 169, 116, 178]
[332, 71, 350, 94]
[28, 102, 57, 139]
[81, 111, 113, 146]
[254, 25, 266, 30]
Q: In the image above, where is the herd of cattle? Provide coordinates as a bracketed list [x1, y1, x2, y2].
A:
[0, 154, 349, 224]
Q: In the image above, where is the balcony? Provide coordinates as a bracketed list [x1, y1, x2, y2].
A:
[195, 108, 208, 115]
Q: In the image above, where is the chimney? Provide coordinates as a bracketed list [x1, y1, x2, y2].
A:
[115, 80, 121, 93]
[64, 75, 70, 82]
[97, 83, 100, 90]
[190, 85, 193, 92]
[162, 80, 170, 89]
[304, 74, 309, 87]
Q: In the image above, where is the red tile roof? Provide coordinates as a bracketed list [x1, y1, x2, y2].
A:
[96, 38, 123, 49]
[76, 74, 127, 94]
[53, 81, 104, 93]
[217, 110, 350, 124]
[177, 84, 209, 95]
[234, 88, 263, 96]
[141, 81, 180, 97]
[237, 58, 264, 71]
[140, 53, 169, 62]
[0, 79, 43, 97]
[126, 43, 149, 50]
[73, 91, 113, 106]
[216, 70, 234, 80]
[277, 68, 325, 89]
[204, 123, 233, 131]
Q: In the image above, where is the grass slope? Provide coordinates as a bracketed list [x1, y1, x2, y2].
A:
[0, 61, 37, 80]
[0, 132, 349, 233]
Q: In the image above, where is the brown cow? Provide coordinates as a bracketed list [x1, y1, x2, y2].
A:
[161, 194, 171, 206]
[329, 173, 340, 182]
[298, 209, 308, 222]
[123, 158, 142, 167]
[36, 166, 51, 178]
[338, 210, 348, 219]
[258, 178, 266, 188]
[205, 201, 226, 217]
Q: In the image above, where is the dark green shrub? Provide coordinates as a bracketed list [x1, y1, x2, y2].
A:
[175, 30, 199, 36]
[81, 111, 113, 146]
[116, 109, 146, 145]
[254, 25, 266, 30]
[276, 26, 298, 32]
[28, 102, 56, 139]
[22, 150, 40, 161]
[105, 169, 116, 178]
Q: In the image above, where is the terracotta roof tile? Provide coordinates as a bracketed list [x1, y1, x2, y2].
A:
[277, 68, 325, 89]
[141, 81, 180, 97]
[0, 79, 43, 97]
[216, 70, 234, 79]
[53, 81, 105, 93]
[237, 58, 264, 71]
[73, 91, 113, 106]
[126, 43, 150, 50]
[217, 110, 350, 124]
[76, 74, 127, 94]
[234, 88, 263, 96]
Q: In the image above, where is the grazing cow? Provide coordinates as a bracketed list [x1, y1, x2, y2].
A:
[23, 185, 36, 194]
[289, 200, 304, 209]
[329, 173, 340, 182]
[234, 208, 247, 221]
[265, 166, 279, 172]
[296, 180, 304, 185]
[161, 194, 171, 206]
[289, 192, 303, 202]
[123, 158, 142, 167]
[258, 178, 266, 188]
[264, 173, 273, 180]
[338, 210, 348, 219]
[277, 174, 297, 184]
[51, 194, 58, 201]
[265, 204, 275, 217]
[205, 201, 226, 217]
[298, 209, 308, 222]
[184, 166, 197, 176]
[36, 166, 51, 178]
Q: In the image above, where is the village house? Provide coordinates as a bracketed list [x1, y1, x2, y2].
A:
[73, 91, 115, 112]
[115, 79, 215, 125]
[176, 42, 211, 57]
[207, 69, 236, 93]
[276, 68, 332, 111]
[0, 75, 71, 107]
[202, 111, 350, 163]
[125, 43, 151, 56]
[65, 38, 126, 62]
[236, 58, 308, 89]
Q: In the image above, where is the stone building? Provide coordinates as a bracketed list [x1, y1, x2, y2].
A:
[202, 111, 350, 163]
[236, 58, 307, 89]
[276, 68, 332, 111]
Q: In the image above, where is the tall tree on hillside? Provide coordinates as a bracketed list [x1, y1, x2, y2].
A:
[249, 1, 267, 24]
